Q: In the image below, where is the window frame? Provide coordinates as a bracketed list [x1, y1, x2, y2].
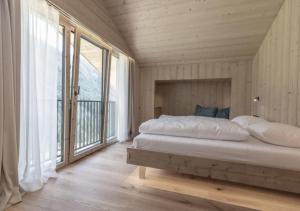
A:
[57, 15, 113, 168]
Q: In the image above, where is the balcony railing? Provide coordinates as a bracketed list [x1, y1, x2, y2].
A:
[57, 100, 63, 163]
[57, 100, 116, 161]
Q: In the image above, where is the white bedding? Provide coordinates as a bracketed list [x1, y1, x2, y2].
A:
[248, 122, 300, 148]
[139, 115, 249, 141]
[133, 134, 300, 171]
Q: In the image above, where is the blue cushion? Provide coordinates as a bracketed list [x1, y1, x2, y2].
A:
[216, 107, 230, 119]
[194, 105, 218, 117]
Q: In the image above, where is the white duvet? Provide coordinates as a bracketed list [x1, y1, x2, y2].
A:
[139, 115, 249, 141]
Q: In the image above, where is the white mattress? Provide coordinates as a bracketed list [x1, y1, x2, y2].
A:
[133, 134, 300, 171]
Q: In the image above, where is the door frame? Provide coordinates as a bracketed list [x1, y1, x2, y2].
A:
[69, 26, 112, 163]
[56, 17, 73, 169]
[57, 15, 113, 167]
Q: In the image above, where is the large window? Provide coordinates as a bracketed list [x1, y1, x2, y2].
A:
[107, 56, 118, 142]
[56, 16, 131, 167]
[57, 25, 65, 163]
[74, 36, 105, 154]
[57, 16, 114, 166]
[18, 1, 132, 193]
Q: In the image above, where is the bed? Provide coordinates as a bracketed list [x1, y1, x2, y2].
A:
[127, 116, 300, 193]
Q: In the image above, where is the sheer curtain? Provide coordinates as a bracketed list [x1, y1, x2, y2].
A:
[116, 54, 129, 142]
[19, 0, 60, 192]
[0, 0, 22, 209]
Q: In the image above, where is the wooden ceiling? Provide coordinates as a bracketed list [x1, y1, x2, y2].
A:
[102, 0, 284, 66]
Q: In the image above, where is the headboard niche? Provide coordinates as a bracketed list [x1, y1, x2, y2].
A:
[154, 79, 231, 118]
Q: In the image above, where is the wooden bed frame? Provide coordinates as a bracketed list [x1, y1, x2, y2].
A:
[127, 147, 300, 194]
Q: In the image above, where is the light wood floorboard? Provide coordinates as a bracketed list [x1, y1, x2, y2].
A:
[7, 143, 299, 211]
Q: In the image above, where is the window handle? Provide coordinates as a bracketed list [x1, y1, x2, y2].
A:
[74, 86, 80, 96]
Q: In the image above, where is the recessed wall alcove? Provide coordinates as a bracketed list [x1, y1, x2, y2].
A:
[154, 79, 232, 118]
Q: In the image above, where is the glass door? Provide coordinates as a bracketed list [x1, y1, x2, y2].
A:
[69, 29, 111, 162]
[57, 25, 65, 164]
[56, 18, 75, 168]
[107, 55, 118, 143]
[57, 16, 112, 165]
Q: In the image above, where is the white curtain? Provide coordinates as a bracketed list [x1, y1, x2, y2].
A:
[19, 0, 60, 192]
[116, 54, 129, 142]
[0, 0, 22, 209]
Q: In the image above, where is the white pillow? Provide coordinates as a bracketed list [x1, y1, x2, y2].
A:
[231, 116, 267, 129]
[248, 122, 300, 148]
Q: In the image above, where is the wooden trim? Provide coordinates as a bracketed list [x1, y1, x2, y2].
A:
[68, 28, 113, 163]
[69, 27, 82, 163]
[58, 15, 112, 51]
[79, 26, 112, 51]
[57, 24, 72, 169]
[127, 147, 300, 194]
[59, 15, 75, 32]
[69, 143, 106, 163]
[63, 26, 71, 167]
[139, 56, 253, 68]
[57, 141, 117, 170]
[56, 20, 73, 169]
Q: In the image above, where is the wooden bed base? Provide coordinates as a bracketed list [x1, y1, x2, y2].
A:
[127, 147, 300, 194]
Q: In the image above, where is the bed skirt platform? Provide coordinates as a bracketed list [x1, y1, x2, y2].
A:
[127, 147, 300, 194]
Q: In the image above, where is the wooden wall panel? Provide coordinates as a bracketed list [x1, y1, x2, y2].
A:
[139, 59, 252, 124]
[155, 79, 231, 116]
[251, 0, 300, 127]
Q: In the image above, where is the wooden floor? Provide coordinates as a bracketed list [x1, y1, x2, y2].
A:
[8, 143, 300, 211]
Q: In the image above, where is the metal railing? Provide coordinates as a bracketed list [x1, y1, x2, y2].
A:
[57, 100, 64, 163]
[107, 101, 116, 140]
[57, 100, 116, 159]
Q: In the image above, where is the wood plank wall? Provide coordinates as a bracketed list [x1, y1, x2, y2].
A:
[155, 79, 231, 116]
[251, 0, 300, 127]
[139, 58, 252, 124]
